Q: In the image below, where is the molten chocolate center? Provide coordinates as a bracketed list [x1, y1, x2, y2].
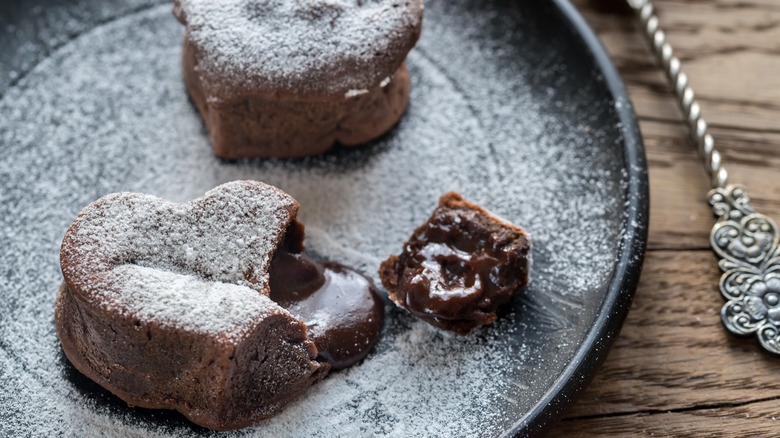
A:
[401, 210, 529, 321]
[268, 222, 384, 370]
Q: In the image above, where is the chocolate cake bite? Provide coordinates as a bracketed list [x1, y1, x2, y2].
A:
[379, 192, 531, 335]
[173, 0, 424, 158]
[55, 181, 383, 430]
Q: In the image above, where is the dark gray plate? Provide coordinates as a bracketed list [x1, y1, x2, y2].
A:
[0, 0, 648, 436]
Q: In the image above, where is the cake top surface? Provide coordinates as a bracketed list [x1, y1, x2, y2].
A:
[98, 265, 284, 341]
[60, 180, 299, 341]
[174, 0, 424, 99]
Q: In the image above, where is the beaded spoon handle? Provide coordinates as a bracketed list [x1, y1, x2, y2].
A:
[627, 0, 780, 354]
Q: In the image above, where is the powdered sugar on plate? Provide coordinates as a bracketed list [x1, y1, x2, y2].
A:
[0, 1, 642, 436]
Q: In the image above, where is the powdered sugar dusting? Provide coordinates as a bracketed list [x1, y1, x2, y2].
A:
[101, 265, 281, 340]
[0, 1, 643, 436]
[177, 0, 423, 97]
[61, 181, 296, 339]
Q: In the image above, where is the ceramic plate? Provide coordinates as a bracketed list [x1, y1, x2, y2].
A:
[0, 0, 647, 436]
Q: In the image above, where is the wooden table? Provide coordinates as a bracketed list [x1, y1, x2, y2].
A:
[547, 1, 780, 436]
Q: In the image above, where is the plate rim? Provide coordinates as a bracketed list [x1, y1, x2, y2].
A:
[511, 1, 649, 436]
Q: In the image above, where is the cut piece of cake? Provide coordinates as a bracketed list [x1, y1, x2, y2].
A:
[379, 192, 531, 335]
[56, 181, 383, 430]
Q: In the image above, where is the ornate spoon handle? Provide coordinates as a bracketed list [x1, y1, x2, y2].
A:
[627, 0, 780, 354]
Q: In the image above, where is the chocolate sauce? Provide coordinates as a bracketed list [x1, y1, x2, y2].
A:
[268, 222, 384, 370]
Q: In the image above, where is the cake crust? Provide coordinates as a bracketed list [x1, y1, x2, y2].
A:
[182, 37, 412, 158]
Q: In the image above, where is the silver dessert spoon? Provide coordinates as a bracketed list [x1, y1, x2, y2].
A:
[627, 0, 780, 354]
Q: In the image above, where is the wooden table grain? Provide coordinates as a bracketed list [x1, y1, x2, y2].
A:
[548, 1, 780, 436]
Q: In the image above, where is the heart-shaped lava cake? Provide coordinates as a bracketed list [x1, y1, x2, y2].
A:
[173, 0, 424, 158]
[55, 181, 383, 430]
